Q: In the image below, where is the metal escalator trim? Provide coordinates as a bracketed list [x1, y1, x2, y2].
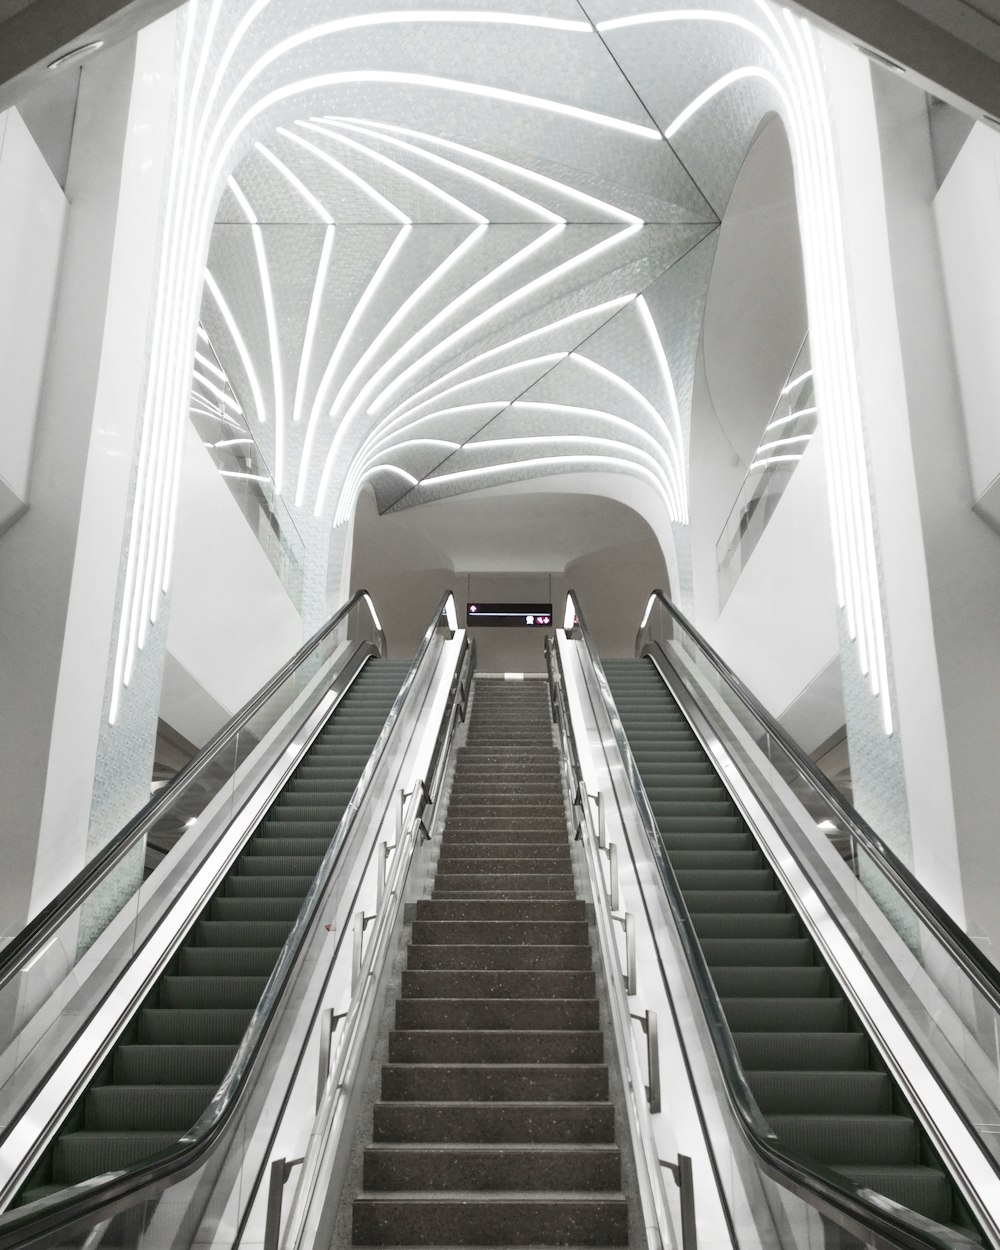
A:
[0, 594, 460, 1247]
[562, 591, 983, 1250]
[0, 590, 384, 992]
[637, 590, 1000, 1023]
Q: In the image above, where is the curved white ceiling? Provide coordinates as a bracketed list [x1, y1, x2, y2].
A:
[193, 5, 746, 533]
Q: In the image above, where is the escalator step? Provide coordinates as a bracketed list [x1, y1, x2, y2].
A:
[699, 937, 815, 966]
[194, 920, 295, 947]
[158, 976, 269, 1008]
[113, 1044, 237, 1084]
[712, 967, 831, 996]
[210, 896, 304, 922]
[137, 1008, 254, 1044]
[837, 1166, 953, 1224]
[692, 914, 800, 939]
[721, 997, 848, 1031]
[177, 946, 281, 976]
[224, 875, 315, 898]
[733, 1031, 869, 1071]
[768, 1115, 920, 1165]
[684, 889, 788, 914]
[748, 1070, 892, 1115]
[52, 1133, 180, 1183]
[84, 1085, 217, 1130]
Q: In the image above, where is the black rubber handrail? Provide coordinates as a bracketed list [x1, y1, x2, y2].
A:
[0, 592, 466, 1249]
[0, 589, 383, 992]
[638, 588, 1000, 1019]
[560, 592, 981, 1250]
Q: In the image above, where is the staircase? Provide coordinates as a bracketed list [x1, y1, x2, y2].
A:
[17, 659, 410, 1205]
[602, 657, 977, 1234]
[351, 676, 630, 1247]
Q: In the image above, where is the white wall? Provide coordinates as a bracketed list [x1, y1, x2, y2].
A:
[704, 433, 840, 719]
[165, 421, 303, 733]
[0, 107, 66, 532]
[933, 122, 1000, 528]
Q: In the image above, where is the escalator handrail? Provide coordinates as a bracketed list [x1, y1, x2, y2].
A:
[0, 592, 461, 1248]
[563, 590, 980, 1250]
[0, 590, 384, 992]
[638, 588, 1000, 1019]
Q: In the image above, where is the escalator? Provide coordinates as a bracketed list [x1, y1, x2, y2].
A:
[0, 591, 473, 1250]
[547, 591, 1000, 1250]
[603, 657, 973, 1233]
[15, 660, 410, 1204]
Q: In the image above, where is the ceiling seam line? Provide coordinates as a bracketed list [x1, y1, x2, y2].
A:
[575, 0, 723, 224]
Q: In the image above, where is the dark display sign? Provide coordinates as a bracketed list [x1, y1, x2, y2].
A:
[467, 602, 553, 628]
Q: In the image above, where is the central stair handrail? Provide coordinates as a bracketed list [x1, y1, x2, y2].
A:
[0, 593, 460, 1249]
[561, 589, 983, 1250]
[0, 590, 385, 991]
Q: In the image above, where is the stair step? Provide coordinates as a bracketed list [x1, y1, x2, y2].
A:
[372, 1102, 615, 1144]
[352, 1193, 628, 1245]
[414, 900, 584, 921]
[388, 1031, 603, 1064]
[395, 999, 600, 1031]
[401, 970, 596, 999]
[380, 1064, 608, 1102]
[362, 1143, 621, 1192]
[407, 945, 591, 971]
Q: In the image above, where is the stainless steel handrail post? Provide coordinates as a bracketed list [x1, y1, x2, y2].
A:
[611, 912, 636, 996]
[659, 1156, 696, 1250]
[351, 912, 375, 993]
[316, 1009, 346, 1112]
[263, 1156, 303, 1250]
[631, 1009, 660, 1114]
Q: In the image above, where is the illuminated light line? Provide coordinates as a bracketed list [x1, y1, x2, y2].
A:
[416, 453, 671, 498]
[319, 117, 562, 223]
[767, 405, 817, 430]
[366, 222, 641, 423]
[757, 434, 812, 453]
[292, 226, 335, 427]
[636, 295, 687, 513]
[278, 126, 411, 225]
[782, 367, 814, 394]
[363, 403, 508, 457]
[363, 224, 565, 421]
[750, 454, 803, 469]
[326, 225, 571, 517]
[227, 175, 285, 492]
[368, 438, 460, 456]
[347, 356, 568, 495]
[203, 271, 269, 426]
[296, 224, 412, 506]
[335, 348, 571, 523]
[192, 371, 243, 413]
[510, 400, 684, 507]
[194, 350, 228, 382]
[253, 140, 334, 224]
[197, 326, 209, 343]
[298, 119, 487, 224]
[376, 294, 634, 430]
[109, 0, 210, 721]
[315, 223, 487, 501]
[457, 434, 680, 516]
[665, 66, 792, 140]
[360, 464, 419, 487]
[323, 115, 641, 224]
[208, 438, 254, 448]
[571, 352, 685, 477]
[219, 470, 271, 482]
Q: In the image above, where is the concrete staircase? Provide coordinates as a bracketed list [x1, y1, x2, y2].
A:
[351, 676, 630, 1247]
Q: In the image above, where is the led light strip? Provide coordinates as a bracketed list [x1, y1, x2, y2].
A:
[317, 117, 562, 224]
[279, 125, 410, 224]
[320, 115, 641, 225]
[227, 175, 285, 492]
[297, 120, 487, 224]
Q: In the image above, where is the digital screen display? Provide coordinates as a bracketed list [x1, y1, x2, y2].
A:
[467, 602, 553, 628]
